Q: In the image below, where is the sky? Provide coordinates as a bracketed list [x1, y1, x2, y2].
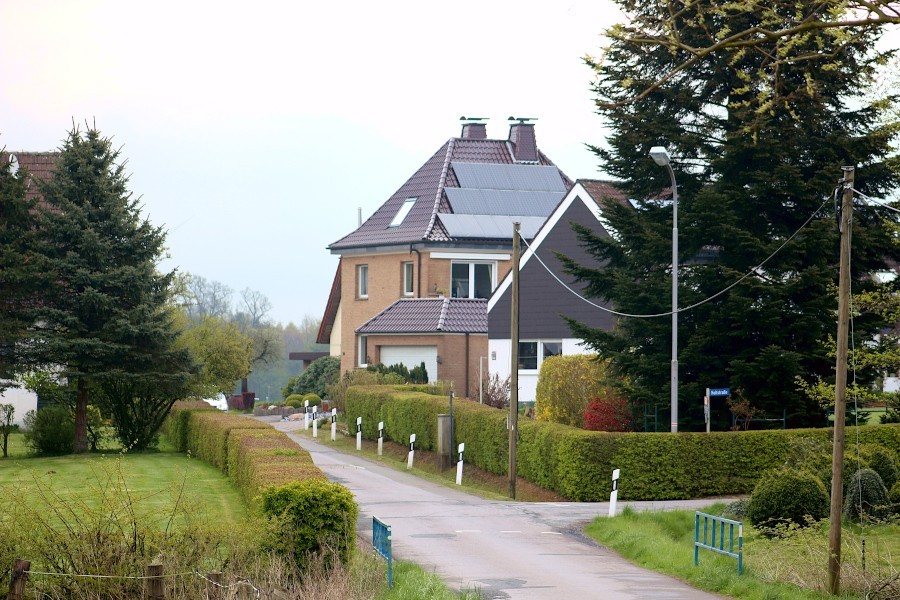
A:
[1, 0, 626, 326]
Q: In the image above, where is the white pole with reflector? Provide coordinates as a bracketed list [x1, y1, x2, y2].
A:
[356, 416, 362, 450]
[456, 443, 465, 485]
[378, 421, 384, 456]
[407, 433, 416, 470]
[609, 469, 620, 517]
[331, 408, 337, 441]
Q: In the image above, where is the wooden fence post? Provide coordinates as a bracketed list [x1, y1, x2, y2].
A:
[143, 563, 164, 600]
[7, 559, 30, 600]
[205, 571, 221, 600]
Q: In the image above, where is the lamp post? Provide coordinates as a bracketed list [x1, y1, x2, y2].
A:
[650, 146, 679, 433]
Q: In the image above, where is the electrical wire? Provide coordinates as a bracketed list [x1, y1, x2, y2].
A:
[519, 195, 832, 319]
[850, 187, 900, 215]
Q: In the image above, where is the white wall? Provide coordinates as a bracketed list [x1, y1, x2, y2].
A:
[0, 383, 38, 426]
[488, 338, 591, 404]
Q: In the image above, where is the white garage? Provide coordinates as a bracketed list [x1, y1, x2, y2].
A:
[379, 346, 438, 382]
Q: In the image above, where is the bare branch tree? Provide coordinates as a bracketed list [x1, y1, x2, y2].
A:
[239, 288, 273, 327]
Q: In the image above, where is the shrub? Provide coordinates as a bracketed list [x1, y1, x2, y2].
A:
[748, 469, 829, 529]
[535, 354, 619, 428]
[844, 468, 890, 522]
[889, 481, 900, 513]
[866, 448, 898, 490]
[302, 393, 322, 407]
[285, 394, 304, 408]
[582, 391, 633, 432]
[475, 373, 510, 408]
[22, 405, 75, 455]
[260, 479, 358, 568]
[289, 356, 340, 398]
[409, 361, 429, 384]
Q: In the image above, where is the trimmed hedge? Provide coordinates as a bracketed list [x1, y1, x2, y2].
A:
[345, 385, 900, 501]
[162, 402, 356, 564]
[748, 469, 830, 528]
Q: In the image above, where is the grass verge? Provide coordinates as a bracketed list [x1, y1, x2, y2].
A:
[585, 504, 899, 599]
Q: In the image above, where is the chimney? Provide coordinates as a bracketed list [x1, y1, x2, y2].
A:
[508, 118, 538, 162]
[461, 122, 487, 139]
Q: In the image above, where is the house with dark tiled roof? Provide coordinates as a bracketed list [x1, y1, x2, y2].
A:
[0, 151, 60, 424]
[318, 120, 572, 396]
[487, 180, 621, 403]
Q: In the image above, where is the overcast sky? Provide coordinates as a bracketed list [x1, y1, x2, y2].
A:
[2, 0, 626, 325]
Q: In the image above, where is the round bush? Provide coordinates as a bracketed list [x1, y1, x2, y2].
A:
[866, 449, 898, 490]
[844, 468, 890, 522]
[748, 468, 829, 529]
[22, 405, 75, 455]
[819, 454, 867, 499]
[302, 393, 322, 407]
[284, 394, 304, 409]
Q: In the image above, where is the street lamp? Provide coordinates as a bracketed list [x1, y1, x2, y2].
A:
[650, 146, 679, 433]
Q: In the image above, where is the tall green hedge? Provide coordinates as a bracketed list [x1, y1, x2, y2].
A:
[345, 385, 900, 501]
[162, 402, 357, 564]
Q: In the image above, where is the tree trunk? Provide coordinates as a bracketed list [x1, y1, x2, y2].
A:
[74, 378, 89, 453]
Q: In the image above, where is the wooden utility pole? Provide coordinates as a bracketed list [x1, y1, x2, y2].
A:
[509, 222, 520, 500]
[828, 166, 854, 596]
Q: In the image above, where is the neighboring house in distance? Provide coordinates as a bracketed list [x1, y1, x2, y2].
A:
[487, 180, 621, 404]
[0, 151, 61, 424]
[318, 119, 572, 396]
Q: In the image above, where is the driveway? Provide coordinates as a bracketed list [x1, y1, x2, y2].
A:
[267, 419, 732, 600]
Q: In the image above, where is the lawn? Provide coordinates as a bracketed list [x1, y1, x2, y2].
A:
[585, 504, 899, 600]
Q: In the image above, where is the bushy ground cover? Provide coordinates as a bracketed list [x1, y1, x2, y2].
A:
[585, 504, 899, 599]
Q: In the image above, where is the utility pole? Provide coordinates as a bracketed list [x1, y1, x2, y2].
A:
[828, 166, 854, 596]
[509, 222, 520, 499]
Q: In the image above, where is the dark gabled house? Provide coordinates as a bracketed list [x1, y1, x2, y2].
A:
[318, 119, 572, 396]
[487, 180, 621, 403]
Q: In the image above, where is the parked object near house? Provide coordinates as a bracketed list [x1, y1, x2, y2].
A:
[488, 180, 619, 403]
[319, 119, 572, 397]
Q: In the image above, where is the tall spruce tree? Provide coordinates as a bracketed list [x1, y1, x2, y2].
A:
[32, 126, 194, 451]
[567, 1, 900, 429]
[0, 155, 47, 387]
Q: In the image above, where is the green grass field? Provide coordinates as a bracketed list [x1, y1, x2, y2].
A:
[585, 504, 899, 599]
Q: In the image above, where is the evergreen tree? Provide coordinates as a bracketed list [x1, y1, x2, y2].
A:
[0, 155, 47, 387]
[568, 1, 900, 429]
[30, 125, 194, 451]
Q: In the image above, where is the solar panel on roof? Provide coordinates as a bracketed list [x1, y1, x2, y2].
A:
[445, 188, 564, 217]
[451, 162, 566, 192]
[439, 214, 546, 239]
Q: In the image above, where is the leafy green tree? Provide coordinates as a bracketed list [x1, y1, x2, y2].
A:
[566, 1, 900, 429]
[176, 313, 253, 398]
[285, 356, 339, 399]
[29, 125, 194, 452]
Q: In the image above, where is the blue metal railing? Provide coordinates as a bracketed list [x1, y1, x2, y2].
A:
[373, 516, 393, 588]
[694, 511, 743, 574]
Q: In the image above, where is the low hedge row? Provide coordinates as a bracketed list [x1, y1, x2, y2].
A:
[163, 403, 357, 564]
[344, 385, 900, 501]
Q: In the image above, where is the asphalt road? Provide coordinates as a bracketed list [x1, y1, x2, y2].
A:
[267, 419, 732, 600]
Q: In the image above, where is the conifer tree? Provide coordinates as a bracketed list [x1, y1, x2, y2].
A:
[31, 126, 194, 451]
[567, 1, 900, 429]
[0, 155, 46, 387]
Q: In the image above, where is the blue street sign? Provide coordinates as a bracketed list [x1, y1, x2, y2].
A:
[708, 388, 730, 397]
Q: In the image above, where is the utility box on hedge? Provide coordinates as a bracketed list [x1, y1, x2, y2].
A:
[437, 414, 452, 471]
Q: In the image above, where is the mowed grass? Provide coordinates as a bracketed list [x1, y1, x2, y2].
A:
[1, 434, 247, 526]
[585, 504, 899, 599]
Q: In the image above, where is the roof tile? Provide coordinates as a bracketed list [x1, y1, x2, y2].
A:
[356, 298, 487, 334]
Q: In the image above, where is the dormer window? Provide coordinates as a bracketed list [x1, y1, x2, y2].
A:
[389, 198, 416, 227]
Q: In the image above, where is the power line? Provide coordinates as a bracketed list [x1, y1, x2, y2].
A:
[520, 195, 832, 319]
[850, 186, 900, 215]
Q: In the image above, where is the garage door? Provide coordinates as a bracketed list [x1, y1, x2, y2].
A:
[379, 346, 438, 383]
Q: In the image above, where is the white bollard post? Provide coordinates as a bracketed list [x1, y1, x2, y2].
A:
[303, 400, 309, 430]
[456, 442, 465, 485]
[331, 408, 337, 441]
[356, 416, 362, 451]
[312, 406, 319, 438]
[378, 421, 384, 456]
[407, 434, 416, 470]
[608, 468, 620, 517]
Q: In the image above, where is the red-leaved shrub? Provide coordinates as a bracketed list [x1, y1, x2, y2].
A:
[582, 391, 633, 432]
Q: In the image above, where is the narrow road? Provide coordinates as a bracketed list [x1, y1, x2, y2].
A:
[267, 419, 731, 600]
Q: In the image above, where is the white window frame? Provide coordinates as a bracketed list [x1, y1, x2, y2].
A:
[450, 261, 496, 299]
[403, 262, 414, 297]
[358, 264, 369, 299]
[518, 340, 563, 372]
[358, 335, 368, 368]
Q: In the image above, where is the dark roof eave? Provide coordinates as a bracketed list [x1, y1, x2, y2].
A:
[329, 239, 519, 255]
